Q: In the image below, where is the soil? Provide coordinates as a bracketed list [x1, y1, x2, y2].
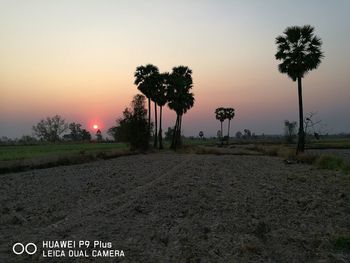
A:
[1, 153, 349, 262]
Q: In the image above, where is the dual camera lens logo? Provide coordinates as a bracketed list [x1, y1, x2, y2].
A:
[12, 243, 37, 255]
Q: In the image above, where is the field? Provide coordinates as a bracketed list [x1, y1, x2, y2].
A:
[0, 152, 349, 262]
[0, 143, 127, 161]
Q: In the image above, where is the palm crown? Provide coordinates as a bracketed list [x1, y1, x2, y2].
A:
[275, 25, 323, 81]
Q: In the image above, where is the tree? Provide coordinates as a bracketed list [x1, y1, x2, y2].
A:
[225, 108, 235, 139]
[275, 25, 324, 153]
[199, 131, 204, 139]
[164, 127, 174, 141]
[115, 94, 150, 150]
[243, 129, 251, 139]
[134, 64, 159, 140]
[96, 129, 102, 142]
[32, 115, 68, 142]
[68, 122, 82, 141]
[154, 72, 169, 149]
[284, 120, 297, 143]
[215, 107, 226, 140]
[167, 66, 195, 150]
[81, 129, 92, 141]
[235, 131, 243, 140]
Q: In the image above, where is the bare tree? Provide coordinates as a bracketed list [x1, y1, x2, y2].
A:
[32, 115, 68, 142]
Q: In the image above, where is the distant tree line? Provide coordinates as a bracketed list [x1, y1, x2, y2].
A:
[31, 115, 93, 142]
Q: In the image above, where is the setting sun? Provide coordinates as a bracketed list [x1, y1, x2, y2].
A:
[93, 124, 98, 130]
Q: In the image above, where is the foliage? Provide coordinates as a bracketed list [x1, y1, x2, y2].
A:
[164, 127, 174, 141]
[284, 120, 297, 143]
[275, 25, 324, 154]
[199, 131, 204, 138]
[115, 94, 150, 150]
[32, 115, 68, 142]
[65, 122, 91, 142]
[316, 154, 344, 170]
[334, 236, 350, 250]
[167, 66, 195, 149]
[96, 129, 102, 142]
[215, 107, 235, 139]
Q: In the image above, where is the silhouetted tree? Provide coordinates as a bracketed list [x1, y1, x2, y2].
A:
[284, 120, 297, 143]
[96, 129, 102, 142]
[235, 131, 243, 140]
[225, 108, 235, 139]
[155, 72, 169, 149]
[164, 127, 174, 141]
[32, 115, 68, 142]
[215, 107, 226, 140]
[199, 131, 204, 139]
[167, 66, 194, 149]
[115, 94, 150, 150]
[68, 122, 83, 141]
[243, 129, 252, 139]
[81, 129, 92, 141]
[275, 25, 324, 153]
[134, 64, 159, 138]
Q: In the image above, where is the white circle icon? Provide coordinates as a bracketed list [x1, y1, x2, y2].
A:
[12, 242, 37, 255]
[25, 243, 37, 255]
[12, 243, 24, 255]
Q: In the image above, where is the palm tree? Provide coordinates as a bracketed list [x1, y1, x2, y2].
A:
[275, 25, 323, 153]
[134, 64, 159, 138]
[155, 72, 169, 149]
[225, 108, 235, 139]
[167, 66, 194, 150]
[215, 107, 226, 140]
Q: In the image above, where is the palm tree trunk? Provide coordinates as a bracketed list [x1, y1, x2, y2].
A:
[159, 106, 163, 149]
[154, 102, 158, 148]
[297, 77, 305, 154]
[220, 121, 223, 139]
[177, 115, 182, 147]
[171, 115, 179, 149]
[148, 97, 151, 135]
[228, 119, 231, 140]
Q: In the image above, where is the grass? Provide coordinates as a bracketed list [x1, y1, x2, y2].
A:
[0, 142, 127, 161]
[308, 137, 350, 149]
[334, 236, 350, 251]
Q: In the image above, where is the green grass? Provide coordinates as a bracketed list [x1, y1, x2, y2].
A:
[309, 138, 350, 149]
[0, 143, 127, 161]
[334, 236, 350, 250]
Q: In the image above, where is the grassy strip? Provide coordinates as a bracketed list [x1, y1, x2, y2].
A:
[0, 149, 135, 174]
[0, 143, 127, 161]
[254, 145, 350, 175]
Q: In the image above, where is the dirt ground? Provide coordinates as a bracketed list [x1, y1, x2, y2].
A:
[1, 153, 349, 262]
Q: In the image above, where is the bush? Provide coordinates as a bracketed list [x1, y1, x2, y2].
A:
[114, 94, 150, 151]
[316, 154, 344, 170]
[334, 236, 350, 250]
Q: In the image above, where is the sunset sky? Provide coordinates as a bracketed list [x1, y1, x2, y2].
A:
[1, 0, 350, 138]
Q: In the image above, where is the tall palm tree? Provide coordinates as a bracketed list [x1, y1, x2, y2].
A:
[167, 66, 194, 150]
[155, 72, 169, 149]
[225, 108, 235, 139]
[215, 107, 226, 139]
[134, 64, 159, 138]
[275, 25, 323, 153]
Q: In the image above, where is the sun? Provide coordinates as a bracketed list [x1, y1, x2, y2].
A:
[93, 124, 98, 130]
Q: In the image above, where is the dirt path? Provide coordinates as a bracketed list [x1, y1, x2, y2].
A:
[1, 153, 349, 262]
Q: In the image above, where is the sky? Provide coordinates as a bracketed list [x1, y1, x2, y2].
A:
[1, 0, 350, 138]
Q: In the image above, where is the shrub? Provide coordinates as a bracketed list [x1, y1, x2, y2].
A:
[334, 236, 350, 250]
[316, 154, 344, 170]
